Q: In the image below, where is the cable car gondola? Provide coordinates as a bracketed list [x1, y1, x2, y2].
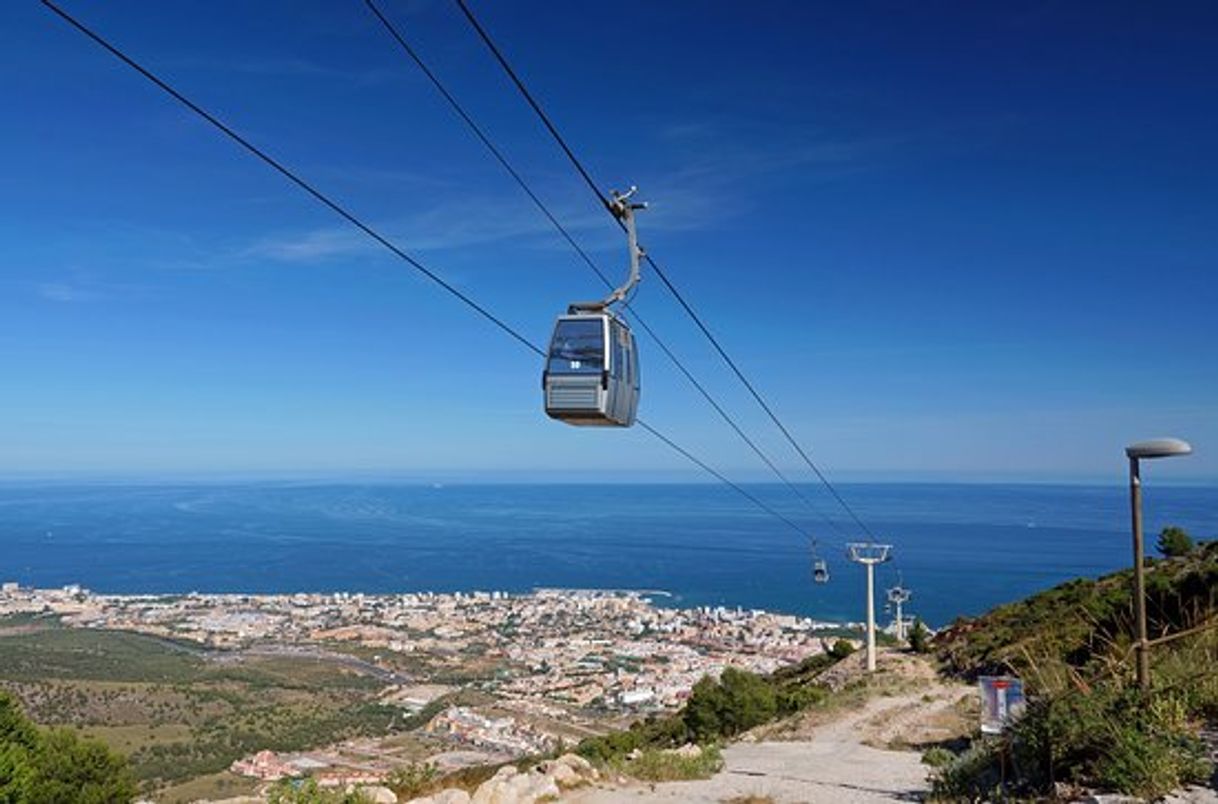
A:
[544, 188, 645, 427]
[813, 558, 830, 584]
[545, 312, 639, 426]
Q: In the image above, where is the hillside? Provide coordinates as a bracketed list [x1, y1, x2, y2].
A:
[930, 539, 1218, 800]
[936, 539, 1218, 682]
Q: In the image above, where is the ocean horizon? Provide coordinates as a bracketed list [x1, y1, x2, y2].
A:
[1, 481, 1215, 627]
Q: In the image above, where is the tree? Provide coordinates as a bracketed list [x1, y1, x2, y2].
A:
[908, 618, 931, 653]
[682, 668, 777, 742]
[1157, 526, 1194, 558]
[0, 692, 136, 804]
[829, 639, 855, 660]
[682, 676, 726, 742]
[29, 728, 137, 804]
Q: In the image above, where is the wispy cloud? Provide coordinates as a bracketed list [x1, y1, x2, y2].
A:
[632, 119, 900, 231]
[241, 227, 373, 263]
[239, 194, 611, 264]
[33, 276, 148, 303]
[37, 281, 100, 303]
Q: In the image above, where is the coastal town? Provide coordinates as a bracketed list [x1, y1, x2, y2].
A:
[0, 582, 850, 789]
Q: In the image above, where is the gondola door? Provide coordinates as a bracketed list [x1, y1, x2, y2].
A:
[605, 318, 621, 421]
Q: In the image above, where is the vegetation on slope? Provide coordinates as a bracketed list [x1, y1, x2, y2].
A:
[930, 531, 1218, 800]
[938, 533, 1218, 680]
[576, 639, 854, 769]
[0, 690, 136, 803]
[0, 619, 402, 795]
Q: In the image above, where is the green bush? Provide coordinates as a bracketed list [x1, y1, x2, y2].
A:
[829, 639, 855, 660]
[929, 741, 1002, 800]
[930, 684, 1214, 801]
[920, 746, 954, 768]
[266, 778, 371, 803]
[611, 744, 723, 782]
[578, 649, 847, 765]
[1158, 526, 1195, 558]
[387, 761, 440, 798]
[0, 692, 136, 803]
[1013, 686, 1212, 799]
[908, 618, 931, 653]
[683, 668, 778, 742]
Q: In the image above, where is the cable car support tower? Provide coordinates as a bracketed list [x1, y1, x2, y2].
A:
[886, 580, 912, 643]
[848, 542, 893, 672]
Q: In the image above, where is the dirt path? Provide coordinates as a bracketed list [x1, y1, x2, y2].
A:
[570, 665, 971, 803]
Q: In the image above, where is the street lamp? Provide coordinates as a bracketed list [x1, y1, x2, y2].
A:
[1125, 437, 1192, 692]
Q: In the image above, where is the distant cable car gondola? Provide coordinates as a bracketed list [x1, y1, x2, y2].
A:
[544, 188, 645, 427]
[813, 558, 830, 584]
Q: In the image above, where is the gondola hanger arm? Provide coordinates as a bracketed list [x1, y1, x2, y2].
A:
[569, 187, 646, 314]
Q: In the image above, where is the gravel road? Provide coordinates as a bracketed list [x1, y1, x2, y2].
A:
[570, 690, 940, 803]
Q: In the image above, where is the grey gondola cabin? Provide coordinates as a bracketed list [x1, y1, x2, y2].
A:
[813, 559, 830, 584]
[543, 187, 646, 428]
[544, 313, 639, 426]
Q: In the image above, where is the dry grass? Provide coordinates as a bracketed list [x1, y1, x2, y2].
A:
[608, 745, 724, 782]
[154, 771, 260, 804]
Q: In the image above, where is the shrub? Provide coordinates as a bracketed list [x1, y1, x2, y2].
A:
[929, 741, 1002, 800]
[931, 686, 1214, 801]
[908, 618, 931, 653]
[612, 744, 723, 782]
[829, 639, 855, 660]
[1158, 526, 1195, 558]
[920, 746, 954, 768]
[387, 761, 441, 798]
[683, 668, 777, 742]
[0, 692, 136, 803]
[578, 648, 846, 764]
[1011, 686, 1211, 799]
[266, 778, 371, 803]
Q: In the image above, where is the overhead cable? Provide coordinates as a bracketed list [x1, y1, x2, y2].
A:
[42, 0, 818, 549]
[363, 0, 848, 544]
[452, 0, 878, 542]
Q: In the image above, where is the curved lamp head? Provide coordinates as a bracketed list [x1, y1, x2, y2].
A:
[1126, 438, 1193, 460]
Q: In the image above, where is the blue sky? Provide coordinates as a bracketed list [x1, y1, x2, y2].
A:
[1, 1, 1215, 482]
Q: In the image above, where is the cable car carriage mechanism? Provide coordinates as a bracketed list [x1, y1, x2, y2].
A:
[544, 188, 646, 427]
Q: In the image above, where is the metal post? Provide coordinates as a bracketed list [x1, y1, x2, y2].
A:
[886, 582, 911, 643]
[1123, 437, 1193, 695]
[1129, 456, 1150, 692]
[867, 562, 876, 667]
[848, 543, 891, 674]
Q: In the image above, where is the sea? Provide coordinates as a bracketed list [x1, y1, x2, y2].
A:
[0, 482, 1215, 627]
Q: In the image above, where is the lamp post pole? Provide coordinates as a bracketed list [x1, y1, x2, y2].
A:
[1124, 438, 1193, 695]
[1128, 455, 1150, 692]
